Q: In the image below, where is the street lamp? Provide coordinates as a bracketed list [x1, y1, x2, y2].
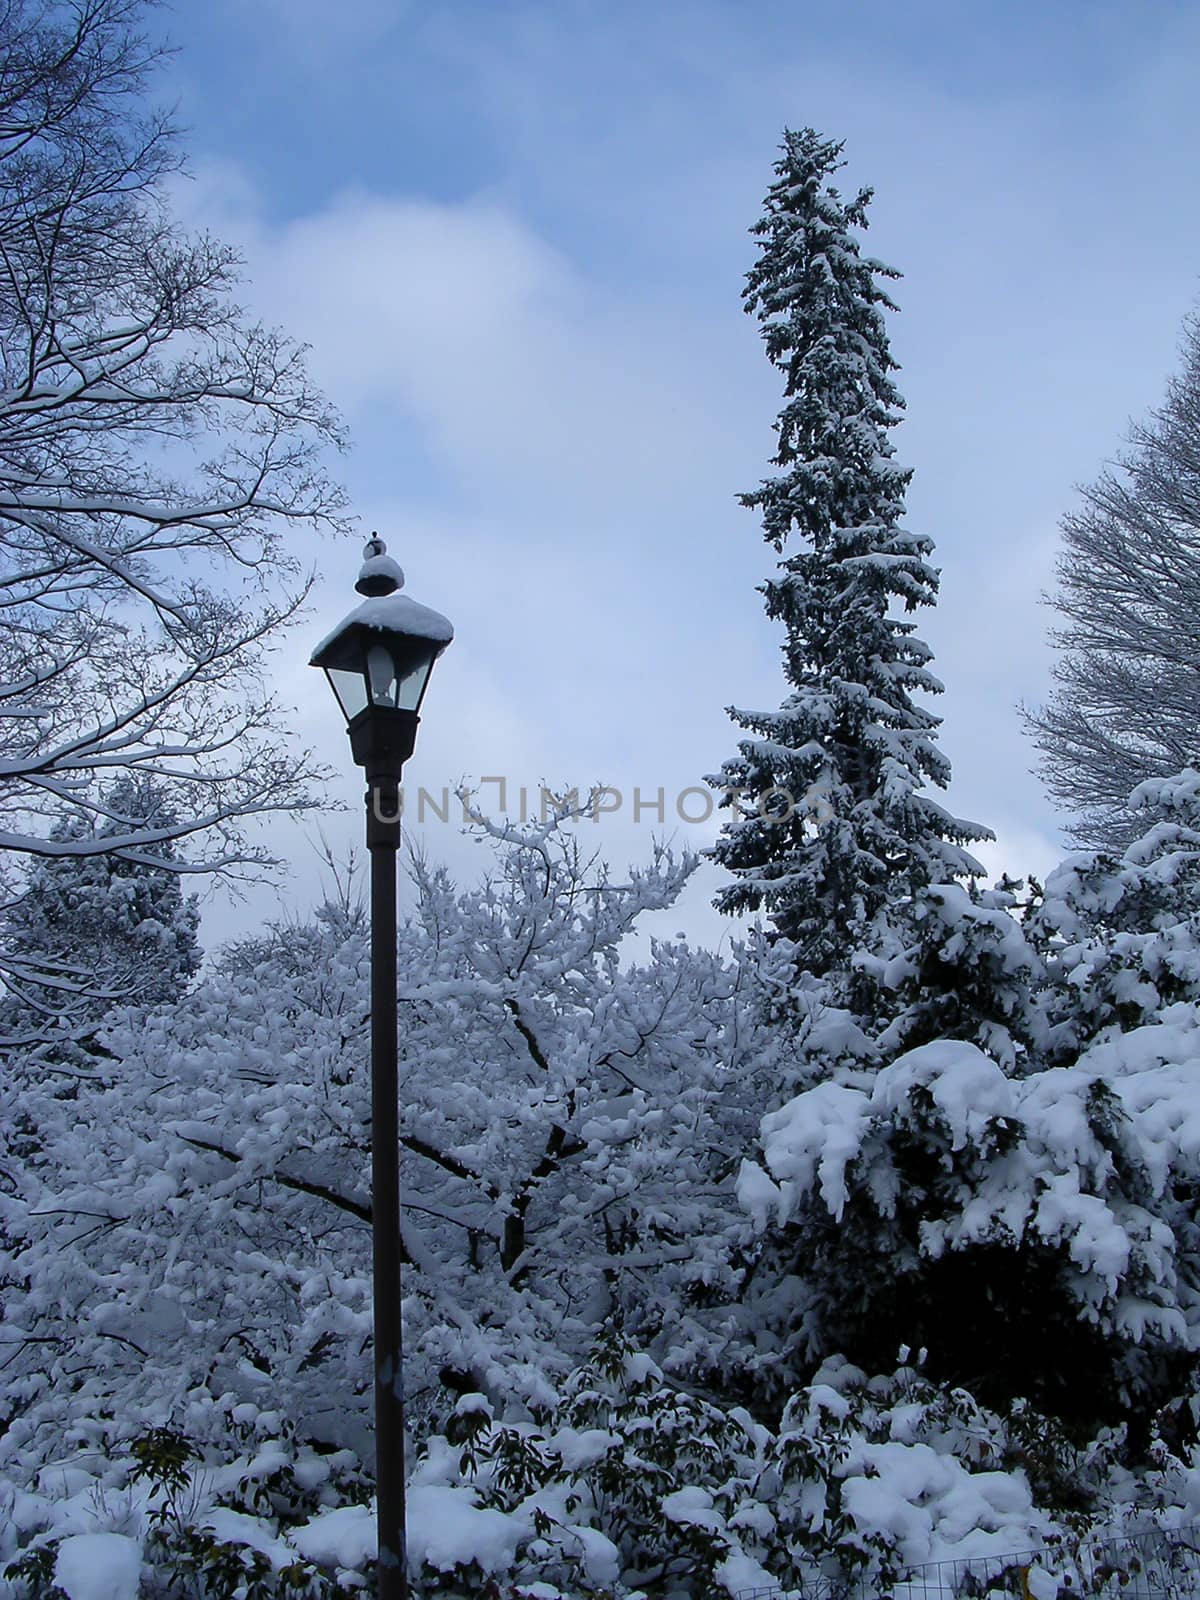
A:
[310, 536, 453, 1599]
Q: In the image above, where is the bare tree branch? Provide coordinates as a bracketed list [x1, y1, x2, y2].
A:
[0, 0, 349, 906]
[1027, 311, 1200, 847]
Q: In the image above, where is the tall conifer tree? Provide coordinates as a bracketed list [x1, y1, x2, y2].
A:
[711, 128, 986, 976]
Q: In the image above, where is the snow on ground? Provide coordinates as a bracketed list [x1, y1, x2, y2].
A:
[53, 1533, 141, 1600]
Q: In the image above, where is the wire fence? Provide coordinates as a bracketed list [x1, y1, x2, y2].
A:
[736, 1522, 1200, 1600]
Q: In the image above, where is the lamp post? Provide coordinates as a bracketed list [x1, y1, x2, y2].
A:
[310, 537, 453, 1599]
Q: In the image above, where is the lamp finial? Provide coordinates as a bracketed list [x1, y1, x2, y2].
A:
[356, 534, 405, 598]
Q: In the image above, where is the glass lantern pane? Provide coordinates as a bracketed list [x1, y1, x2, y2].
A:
[396, 656, 435, 711]
[324, 666, 369, 722]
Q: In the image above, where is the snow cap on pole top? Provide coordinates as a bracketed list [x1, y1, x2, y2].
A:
[355, 535, 406, 598]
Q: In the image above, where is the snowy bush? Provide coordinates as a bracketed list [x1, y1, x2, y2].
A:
[3, 1336, 1092, 1599]
[1, 1419, 364, 1599]
[1031, 770, 1200, 1058]
[739, 1027, 1200, 1435]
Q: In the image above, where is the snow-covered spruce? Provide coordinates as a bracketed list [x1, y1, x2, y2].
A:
[855, 876, 1049, 1073]
[709, 127, 988, 981]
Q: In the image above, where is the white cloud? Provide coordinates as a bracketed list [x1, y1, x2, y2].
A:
[168, 179, 759, 944]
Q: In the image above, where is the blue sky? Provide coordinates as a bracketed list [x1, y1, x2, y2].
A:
[154, 0, 1200, 949]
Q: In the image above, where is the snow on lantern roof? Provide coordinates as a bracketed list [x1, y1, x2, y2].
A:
[310, 536, 454, 663]
[310, 592, 454, 664]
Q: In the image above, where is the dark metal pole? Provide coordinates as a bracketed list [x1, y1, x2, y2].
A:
[367, 773, 406, 1599]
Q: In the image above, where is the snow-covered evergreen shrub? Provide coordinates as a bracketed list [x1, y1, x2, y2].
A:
[739, 1029, 1200, 1437]
[859, 879, 1048, 1072]
[1030, 770, 1200, 1059]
